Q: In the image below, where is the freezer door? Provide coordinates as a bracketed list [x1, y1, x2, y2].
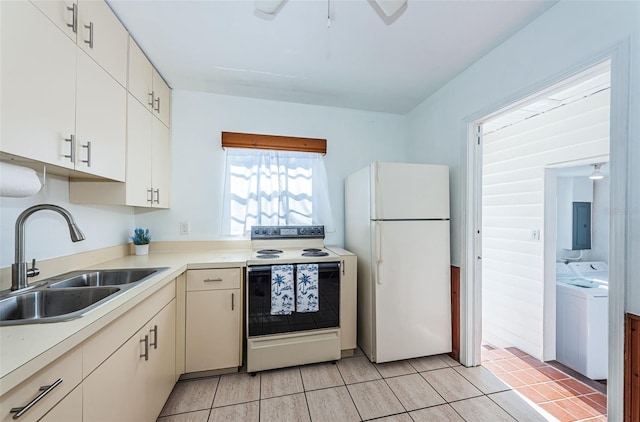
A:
[373, 220, 452, 362]
[371, 162, 449, 220]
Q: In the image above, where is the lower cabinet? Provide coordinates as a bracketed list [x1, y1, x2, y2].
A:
[185, 269, 242, 373]
[39, 385, 83, 422]
[83, 299, 176, 421]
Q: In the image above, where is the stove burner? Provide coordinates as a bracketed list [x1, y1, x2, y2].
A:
[257, 249, 283, 255]
[303, 248, 322, 252]
[302, 251, 329, 257]
[256, 254, 279, 259]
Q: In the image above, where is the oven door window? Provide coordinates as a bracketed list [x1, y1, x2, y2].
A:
[248, 262, 340, 337]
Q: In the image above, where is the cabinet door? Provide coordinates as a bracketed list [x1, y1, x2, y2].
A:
[0, 0, 76, 169]
[126, 94, 153, 206]
[75, 49, 126, 181]
[83, 329, 147, 422]
[128, 37, 153, 111]
[146, 300, 177, 420]
[76, 0, 128, 87]
[151, 117, 171, 208]
[340, 254, 357, 351]
[31, 0, 78, 41]
[186, 289, 240, 372]
[38, 385, 82, 422]
[152, 70, 171, 127]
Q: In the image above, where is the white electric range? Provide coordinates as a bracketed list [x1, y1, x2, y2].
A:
[245, 225, 342, 373]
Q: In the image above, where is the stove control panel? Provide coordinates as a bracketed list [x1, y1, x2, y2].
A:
[251, 225, 325, 240]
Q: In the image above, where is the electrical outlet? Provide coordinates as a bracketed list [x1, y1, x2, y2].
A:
[179, 221, 190, 235]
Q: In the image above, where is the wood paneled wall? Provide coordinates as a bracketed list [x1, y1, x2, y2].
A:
[625, 313, 640, 422]
[450, 266, 460, 361]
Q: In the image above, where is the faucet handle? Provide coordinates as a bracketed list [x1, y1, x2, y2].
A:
[27, 258, 40, 278]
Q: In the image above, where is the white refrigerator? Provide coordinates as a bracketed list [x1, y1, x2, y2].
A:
[345, 162, 451, 363]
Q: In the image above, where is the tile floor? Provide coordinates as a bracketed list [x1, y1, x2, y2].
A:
[157, 350, 550, 422]
[481, 345, 607, 422]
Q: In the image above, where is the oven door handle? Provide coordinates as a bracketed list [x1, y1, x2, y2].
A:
[248, 263, 340, 273]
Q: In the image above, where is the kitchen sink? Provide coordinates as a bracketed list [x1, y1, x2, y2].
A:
[0, 267, 169, 325]
[48, 268, 163, 288]
[0, 287, 120, 325]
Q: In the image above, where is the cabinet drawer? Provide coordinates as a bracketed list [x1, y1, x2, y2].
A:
[186, 269, 240, 291]
[0, 347, 82, 422]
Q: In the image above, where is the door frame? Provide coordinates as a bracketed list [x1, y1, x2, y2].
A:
[460, 40, 630, 420]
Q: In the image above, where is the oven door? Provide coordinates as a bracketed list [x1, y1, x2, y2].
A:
[247, 262, 340, 337]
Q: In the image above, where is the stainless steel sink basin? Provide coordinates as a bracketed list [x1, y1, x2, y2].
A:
[0, 287, 120, 325]
[48, 268, 163, 288]
[0, 267, 169, 325]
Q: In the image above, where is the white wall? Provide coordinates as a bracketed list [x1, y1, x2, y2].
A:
[404, 0, 640, 314]
[0, 174, 133, 268]
[480, 90, 609, 358]
[134, 90, 407, 247]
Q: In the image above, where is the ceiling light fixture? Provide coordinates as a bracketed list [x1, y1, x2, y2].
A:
[589, 163, 604, 180]
[254, 0, 407, 19]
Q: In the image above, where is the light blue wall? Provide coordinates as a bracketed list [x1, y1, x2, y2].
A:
[405, 0, 640, 314]
[134, 90, 407, 247]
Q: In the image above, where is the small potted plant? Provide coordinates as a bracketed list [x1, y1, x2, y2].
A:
[131, 227, 151, 255]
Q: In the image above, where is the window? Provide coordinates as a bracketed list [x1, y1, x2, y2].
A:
[221, 148, 334, 237]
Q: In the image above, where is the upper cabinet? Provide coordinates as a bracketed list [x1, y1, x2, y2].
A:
[31, 0, 128, 87]
[31, 0, 78, 41]
[2, 0, 171, 201]
[76, 0, 128, 87]
[129, 38, 172, 127]
[1, 0, 77, 170]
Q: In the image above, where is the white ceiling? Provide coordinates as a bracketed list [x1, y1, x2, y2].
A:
[107, 0, 557, 114]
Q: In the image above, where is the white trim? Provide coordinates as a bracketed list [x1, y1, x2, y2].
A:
[461, 41, 629, 419]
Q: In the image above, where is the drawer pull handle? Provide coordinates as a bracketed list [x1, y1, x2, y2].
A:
[150, 325, 158, 349]
[64, 134, 75, 163]
[140, 335, 149, 361]
[231, 292, 234, 311]
[148, 91, 155, 107]
[204, 278, 223, 282]
[66, 4, 77, 33]
[84, 22, 94, 49]
[81, 141, 91, 167]
[10, 378, 63, 419]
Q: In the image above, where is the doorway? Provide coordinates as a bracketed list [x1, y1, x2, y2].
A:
[467, 62, 613, 419]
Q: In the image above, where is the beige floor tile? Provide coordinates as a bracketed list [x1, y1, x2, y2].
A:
[212, 373, 260, 408]
[208, 401, 259, 422]
[157, 410, 210, 422]
[450, 395, 516, 421]
[260, 367, 304, 398]
[385, 373, 446, 411]
[409, 404, 464, 421]
[347, 379, 405, 420]
[420, 367, 483, 402]
[300, 362, 344, 391]
[160, 378, 219, 416]
[409, 355, 449, 372]
[260, 393, 310, 422]
[488, 390, 549, 422]
[306, 386, 360, 422]
[439, 354, 461, 366]
[337, 356, 382, 384]
[454, 365, 510, 394]
[369, 413, 413, 421]
[375, 360, 416, 378]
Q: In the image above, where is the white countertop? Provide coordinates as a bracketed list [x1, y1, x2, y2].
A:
[0, 249, 250, 395]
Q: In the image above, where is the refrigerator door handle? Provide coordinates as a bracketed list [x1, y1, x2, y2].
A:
[375, 221, 383, 285]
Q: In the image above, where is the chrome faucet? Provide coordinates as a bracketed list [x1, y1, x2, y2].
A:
[12, 204, 86, 291]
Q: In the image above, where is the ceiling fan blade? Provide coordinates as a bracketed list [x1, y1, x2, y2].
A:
[373, 0, 407, 17]
[254, 0, 285, 14]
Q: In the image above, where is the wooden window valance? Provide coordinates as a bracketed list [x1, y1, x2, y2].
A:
[221, 132, 327, 154]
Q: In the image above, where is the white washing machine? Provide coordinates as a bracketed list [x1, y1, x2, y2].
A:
[568, 261, 609, 283]
[556, 263, 608, 380]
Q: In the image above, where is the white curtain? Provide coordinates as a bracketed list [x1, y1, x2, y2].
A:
[221, 148, 335, 237]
